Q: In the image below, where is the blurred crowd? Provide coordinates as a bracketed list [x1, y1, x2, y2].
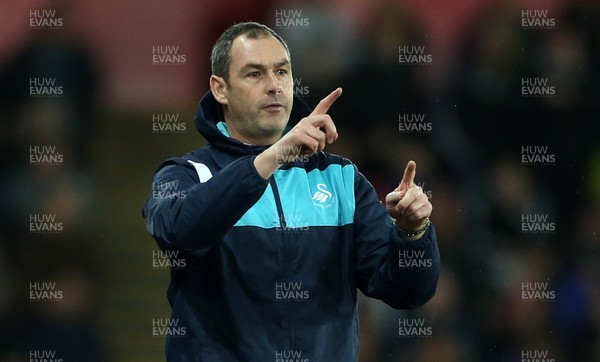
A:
[0, 6, 105, 361]
[1, 0, 599, 361]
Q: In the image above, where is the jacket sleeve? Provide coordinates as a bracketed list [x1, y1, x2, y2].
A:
[353, 167, 440, 309]
[142, 155, 269, 253]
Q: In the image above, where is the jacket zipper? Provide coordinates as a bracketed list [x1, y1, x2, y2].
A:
[268, 176, 296, 348]
[269, 177, 286, 230]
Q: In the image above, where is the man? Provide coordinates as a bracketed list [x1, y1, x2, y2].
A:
[143, 22, 440, 361]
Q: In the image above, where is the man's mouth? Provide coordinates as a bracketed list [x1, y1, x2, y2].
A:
[260, 102, 284, 111]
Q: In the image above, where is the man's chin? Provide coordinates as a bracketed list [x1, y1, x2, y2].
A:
[260, 115, 288, 130]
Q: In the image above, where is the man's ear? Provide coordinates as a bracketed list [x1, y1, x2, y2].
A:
[210, 75, 228, 105]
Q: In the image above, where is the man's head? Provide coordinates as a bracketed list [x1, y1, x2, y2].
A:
[211, 22, 290, 81]
[209, 22, 294, 145]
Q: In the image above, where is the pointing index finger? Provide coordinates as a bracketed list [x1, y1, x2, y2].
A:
[400, 160, 417, 189]
[311, 87, 342, 115]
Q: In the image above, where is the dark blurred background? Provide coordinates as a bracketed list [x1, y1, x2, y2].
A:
[1, 0, 599, 361]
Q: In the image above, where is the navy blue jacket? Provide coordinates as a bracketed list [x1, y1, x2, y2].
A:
[142, 91, 440, 361]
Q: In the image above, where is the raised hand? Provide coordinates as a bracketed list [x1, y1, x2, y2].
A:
[254, 88, 342, 178]
[284, 87, 341, 156]
[385, 161, 432, 238]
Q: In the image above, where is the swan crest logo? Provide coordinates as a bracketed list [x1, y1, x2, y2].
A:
[311, 183, 334, 208]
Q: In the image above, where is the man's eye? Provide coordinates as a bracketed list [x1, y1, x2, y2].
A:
[248, 71, 260, 77]
[276, 69, 289, 76]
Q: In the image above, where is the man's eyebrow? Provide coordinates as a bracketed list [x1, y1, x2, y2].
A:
[240, 59, 291, 72]
[273, 59, 291, 68]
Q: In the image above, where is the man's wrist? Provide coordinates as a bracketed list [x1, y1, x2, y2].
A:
[393, 218, 430, 239]
[253, 147, 281, 179]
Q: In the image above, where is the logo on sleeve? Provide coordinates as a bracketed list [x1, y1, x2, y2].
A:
[311, 183, 334, 208]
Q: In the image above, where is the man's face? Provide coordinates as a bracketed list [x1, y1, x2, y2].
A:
[220, 34, 293, 144]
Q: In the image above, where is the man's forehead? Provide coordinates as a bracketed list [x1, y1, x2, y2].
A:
[230, 34, 290, 66]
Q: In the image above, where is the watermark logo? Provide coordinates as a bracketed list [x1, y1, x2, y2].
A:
[30, 145, 63, 166]
[275, 350, 309, 362]
[521, 10, 555, 30]
[398, 113, 432, 134]
[152, 180, 187, 200]
[311, 183, 334, 208]
[29, 350, 63, 362]
[29, 78, 63, 98]
[521, 78, 555, 97]
[522, 349, 555, 362]
[275, 145, 310, 165]
[293, 78, 310, 98]
[399, 46, 432, 65]
[275, 282, 310, 302]
[30, 213, 63, 234]
[521, 213, 555, 233]
[152, 250, 187, 270]
[152, 318, 187, 338]
[398, 250, 433, 270]
[30, 281, 63, 302]
[152, 113, 186, 133]
[521, 145, 556, 166]
[30, 9, 63, 29]
[152, 45, 186, 65]
[275, 10, 310, 28]
[521, 281, 555, 302]
[415, 182, 433, 199]
[398, 318, 432, 338]
[276, 214, 309, 233]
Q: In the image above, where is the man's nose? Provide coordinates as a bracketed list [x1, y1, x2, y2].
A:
[266, 72, 283, 94]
